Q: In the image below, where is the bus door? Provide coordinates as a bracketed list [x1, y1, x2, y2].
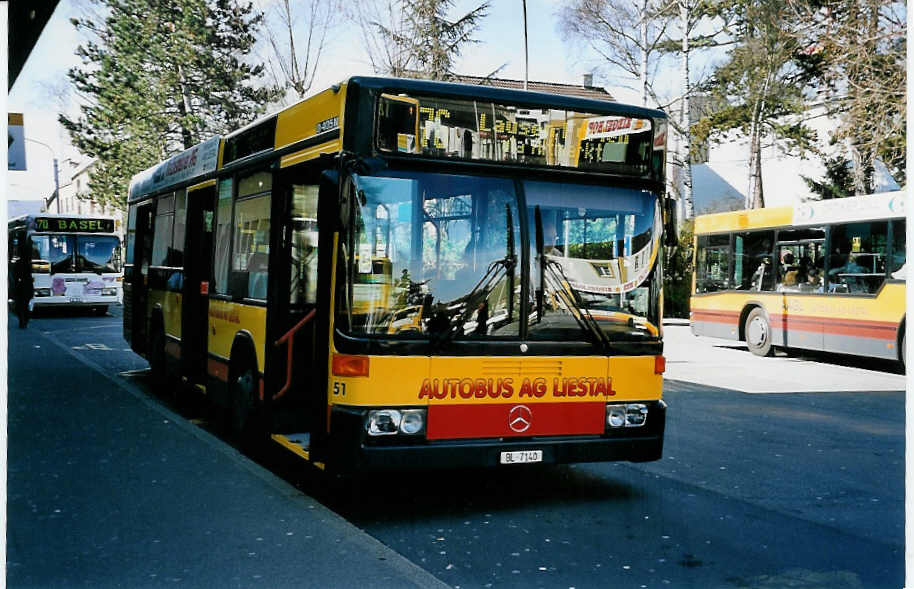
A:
[130, 203, 155, 352]
[182, 184, 216, 383]
[267, 166, 325, 435]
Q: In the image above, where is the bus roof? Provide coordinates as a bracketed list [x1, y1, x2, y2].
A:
[128, 76, 669, 203]
[347, 76, 668, 120]
[693, 191, 907, 234]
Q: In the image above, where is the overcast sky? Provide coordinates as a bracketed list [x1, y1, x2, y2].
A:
[7, 0, 648, 202]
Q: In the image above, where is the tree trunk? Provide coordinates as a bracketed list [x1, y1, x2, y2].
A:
[678, 0, 694, 219]
[640, 0, 649, 106]
[177, 64, 195, 149]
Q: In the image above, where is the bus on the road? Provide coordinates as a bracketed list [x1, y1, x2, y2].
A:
[124, 76, 674, 473]
[691, 192, 906, 363]
[8, 214, 123, 316]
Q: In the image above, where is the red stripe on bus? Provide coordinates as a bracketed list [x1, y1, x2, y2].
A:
[427, 402, 606, 440]
[770, 315, 898, 340]
[691, 310, 739, 324]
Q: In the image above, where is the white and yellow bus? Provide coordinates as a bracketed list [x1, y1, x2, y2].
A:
[124, 76, 675, 473]
[691, 192, 906, 363]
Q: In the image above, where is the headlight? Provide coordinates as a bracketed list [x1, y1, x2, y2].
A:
[102, 288, 117, 296]
[399, 409, 426, 435]
[606, 405, 626, 428]
[366, 409, 401, 436]
[606, 403, 649, 428]
[625, 404, 648, 427]
[33, 288, 51, 297]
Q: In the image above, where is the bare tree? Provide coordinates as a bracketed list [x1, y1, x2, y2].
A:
[351, 0, 414, 76]
[558, 0, 672, 107]
[261, 0, 341, 100]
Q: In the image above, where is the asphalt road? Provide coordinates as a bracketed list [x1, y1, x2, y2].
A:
[7, 307, 904, 589]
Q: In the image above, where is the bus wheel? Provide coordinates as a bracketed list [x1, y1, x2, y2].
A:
[229, 358, 264, 446]
[745, 307, 773, 357]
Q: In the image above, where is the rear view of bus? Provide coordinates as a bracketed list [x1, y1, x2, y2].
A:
[8, 215, 122, 315]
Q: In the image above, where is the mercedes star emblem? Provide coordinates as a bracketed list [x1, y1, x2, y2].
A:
[508, 405, 532, 433]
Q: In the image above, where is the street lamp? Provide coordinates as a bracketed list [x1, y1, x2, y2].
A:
[24, 137, 60, 213]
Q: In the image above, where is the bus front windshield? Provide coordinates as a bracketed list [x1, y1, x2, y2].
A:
[31, 234, 122, 274]
[76, 235, 122, 273]
[336, 170, 661, 344]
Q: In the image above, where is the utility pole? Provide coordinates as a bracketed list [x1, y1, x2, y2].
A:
[522, 0, 529, 91]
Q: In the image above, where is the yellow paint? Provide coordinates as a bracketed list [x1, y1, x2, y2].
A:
[147, 288, 182, 338]
[272, 434, 310, 460]
[208, 299, 268, 371]
[328, 354, 663, 407]
[275, 84, 348, 151]
[279, 139, 342, 168]
[694, 206, 793, 235]
[187, 179, 217, 192]
[691, 283, 906, 324]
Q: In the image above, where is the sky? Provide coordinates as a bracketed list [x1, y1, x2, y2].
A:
[8, 0, 647, 203]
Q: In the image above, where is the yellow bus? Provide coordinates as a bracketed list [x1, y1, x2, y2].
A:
[124, 76, 675, 473]
[691, 191, 906, 362]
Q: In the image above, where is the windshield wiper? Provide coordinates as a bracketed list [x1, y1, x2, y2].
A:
[533, 206, 611, 352]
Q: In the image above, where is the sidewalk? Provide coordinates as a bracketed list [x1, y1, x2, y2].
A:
[663, 323, 906, 393]
[6, 317, 449, 588]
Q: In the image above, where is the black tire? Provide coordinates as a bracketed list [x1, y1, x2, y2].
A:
[744, 307, 773, 357]
[229, 355, 265, 447]
[94, 306, 109, 316]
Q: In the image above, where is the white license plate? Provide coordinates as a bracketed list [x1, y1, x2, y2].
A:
[500, 450, 542, 465]
[69, 297, 83, 303]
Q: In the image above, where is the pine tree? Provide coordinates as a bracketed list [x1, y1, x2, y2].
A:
[61, 0, 283, 209]
[367, 0, 489, 80]
[802, 156, 854, 199]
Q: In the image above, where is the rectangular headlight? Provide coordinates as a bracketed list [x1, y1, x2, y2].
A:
[625, 404, 648, 427]
[366, 409, 401, 436]
[606, 403, 649, 428]
[399, 409, 426, 435]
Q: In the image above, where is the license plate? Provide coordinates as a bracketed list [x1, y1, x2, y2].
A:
[69, 297, 83, 303]
[500, 450, 542, 465]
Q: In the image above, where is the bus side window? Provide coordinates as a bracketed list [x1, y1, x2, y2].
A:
[891, 219, 905, 278]
[290, 184, 319, 306]
[827, 221, 887, 294]
[732, 230, 774, 291]
[231, 172, 272, 301]
[213, 179, 234, 295]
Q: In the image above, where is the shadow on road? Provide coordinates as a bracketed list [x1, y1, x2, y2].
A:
[711, 342, 905, 375]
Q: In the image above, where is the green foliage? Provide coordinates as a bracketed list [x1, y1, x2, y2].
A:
[663, 219, 693, 319]
[801, 156, 855, 199]
[374, 0, 489, 80]
[61, 0, 283, 210]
